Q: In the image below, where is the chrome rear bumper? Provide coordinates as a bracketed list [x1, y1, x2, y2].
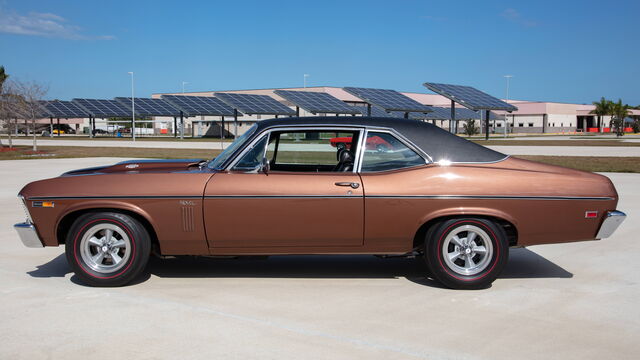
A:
[14, 222, 43, 248]
[596, 210, 626, 239]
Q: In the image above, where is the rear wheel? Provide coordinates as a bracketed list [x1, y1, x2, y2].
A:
[65, 212, 151, 287]
[424, 218, 508, 289]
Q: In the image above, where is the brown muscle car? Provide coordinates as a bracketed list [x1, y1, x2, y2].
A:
[14, 117, 626, 289]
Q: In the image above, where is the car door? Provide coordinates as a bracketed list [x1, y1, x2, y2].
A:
[356, 129, 430, 249]
[203, 127, 365, 250]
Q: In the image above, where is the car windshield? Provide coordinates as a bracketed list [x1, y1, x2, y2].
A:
[208, 124, 258, 170]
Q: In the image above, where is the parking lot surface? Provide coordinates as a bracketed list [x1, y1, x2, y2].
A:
[1, 158, 638, 360]
[7, 137, 640, 156]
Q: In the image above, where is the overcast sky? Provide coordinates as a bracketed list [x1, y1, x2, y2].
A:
[1, 0, 639, 104]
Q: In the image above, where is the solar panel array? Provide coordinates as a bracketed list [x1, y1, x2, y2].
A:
[350, 104, 400, 118]
[161, 95, 236, 116]
[72, 98, 132, 117]
[42, 100, 88, 118]
[215, 92, 296, 115]
[350, 104, 438, 120]
[114, 97, 181, 116]
[418, 106, 499, 120]
[423, 82, 518, 111]
[343, 87, 433, 113]
[274, 90, 360, 115]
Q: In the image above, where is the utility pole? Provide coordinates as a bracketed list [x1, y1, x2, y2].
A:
[128, 72, 136, 141]
[504, 75, 513, 138]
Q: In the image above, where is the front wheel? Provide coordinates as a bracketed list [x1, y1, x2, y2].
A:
[65, 212, 151, 287]
[424, 218, 508, 289]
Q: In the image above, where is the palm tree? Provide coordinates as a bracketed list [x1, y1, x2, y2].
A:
[609, 99, 631, 137]
[0, 66, 8, 147]
[590, 97, 612, 132]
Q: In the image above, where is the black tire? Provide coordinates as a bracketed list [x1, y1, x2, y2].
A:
[65, 212, 151, 287]
[423, 218, 508, 290]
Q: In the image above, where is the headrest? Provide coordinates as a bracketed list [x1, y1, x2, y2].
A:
[339, 149, 354, 163]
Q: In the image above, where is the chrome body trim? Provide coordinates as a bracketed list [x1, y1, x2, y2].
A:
[361, 126, 433, 164]
[355, 128, 430, 173]
[27, 195, 615, 201]
[18, 195, 32, 223]
[205, 195, 360, 199]
[596, 210, 626, 239]
[366, 195, 616, 201]
[222, 123, 433, 172]
[14, 222, 43, 248]
[28, 196, 202, 200]
[225, 125, 367, 172]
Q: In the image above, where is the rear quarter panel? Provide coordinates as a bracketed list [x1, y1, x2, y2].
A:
[360, 157, 618, 251]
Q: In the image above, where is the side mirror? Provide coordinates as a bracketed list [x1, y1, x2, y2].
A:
[260, 158, 270, 174]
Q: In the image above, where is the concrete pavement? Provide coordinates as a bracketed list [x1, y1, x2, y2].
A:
[1, 158, 638, 359]
[5, 138, 229, 150]
[6, 138, 640, 157]
[486, 145, 640, 157]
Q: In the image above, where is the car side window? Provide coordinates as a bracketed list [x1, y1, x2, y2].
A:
[231, 130, 362, 173]
[232, 135, 268, 171]
[360, 132, 425, 172]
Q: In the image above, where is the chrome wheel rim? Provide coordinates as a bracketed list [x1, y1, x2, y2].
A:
[442, 225, 493, 276]
[79, 223, 131, 273]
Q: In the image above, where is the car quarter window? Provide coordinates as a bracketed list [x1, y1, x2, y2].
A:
[234, 129, 361, 173]
[360, 131, 426, 172]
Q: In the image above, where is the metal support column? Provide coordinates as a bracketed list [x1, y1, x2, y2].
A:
[367, 104, 372, 116]
[485, 110, 490, 140]
[234, 109, 238, 138]
[180, 112, 184, 140]
[221, 116, 225, 139]
[173, 117, 177, 138]
[49, 117, 53, 137]
[404, 112, 409, 119]
[296, 106, 300, 117]
[56, 118, 60, 137]
[449, 100, 456, 133]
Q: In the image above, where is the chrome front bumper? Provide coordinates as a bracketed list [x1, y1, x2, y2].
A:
[14, 222, 44, 248]
[596, 210, 627, 239]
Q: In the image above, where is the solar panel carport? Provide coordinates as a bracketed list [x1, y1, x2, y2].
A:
[214, 92, 296, 138]
[40, 100, 89, 137]
[423, 82, 518, 139]
[114, 97, 186, 138]
[343, 87, 433, 118]
[161, 95, 236, 139]
[274, 90, 361, 116]
[72, 98, 134, 138]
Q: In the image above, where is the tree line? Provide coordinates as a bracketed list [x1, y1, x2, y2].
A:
[590, 97, 638, 136]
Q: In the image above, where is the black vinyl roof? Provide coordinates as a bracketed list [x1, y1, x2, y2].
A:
[254, 116, 507, 163]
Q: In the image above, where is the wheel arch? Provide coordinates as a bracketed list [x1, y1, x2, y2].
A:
[412, 210, 518, 251]
[56, 206, 160, 253]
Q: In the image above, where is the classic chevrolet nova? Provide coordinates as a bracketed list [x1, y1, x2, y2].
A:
[14, 117, 626, 289]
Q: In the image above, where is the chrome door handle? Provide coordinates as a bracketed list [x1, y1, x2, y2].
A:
[335, 182, 360, 189]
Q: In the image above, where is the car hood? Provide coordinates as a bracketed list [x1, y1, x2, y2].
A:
[61, 159, 207, 176]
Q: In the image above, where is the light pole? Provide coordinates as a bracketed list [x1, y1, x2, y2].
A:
[128, 72, 136, 141]
[503, 75, 513, 138]
[303, 74, 309, 88]
[182, 81, 189, 94]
